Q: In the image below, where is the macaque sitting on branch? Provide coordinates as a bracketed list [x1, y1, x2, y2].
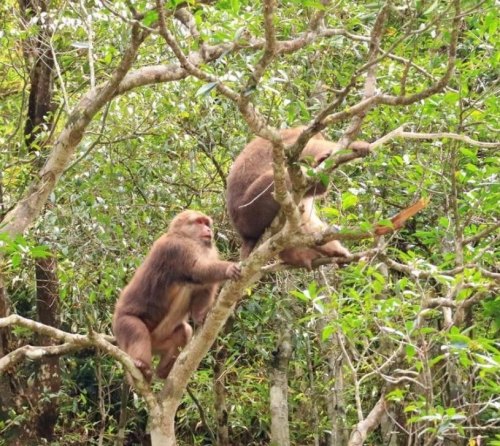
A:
[113, 210, 241, 382]
[226, 126, 370, 269]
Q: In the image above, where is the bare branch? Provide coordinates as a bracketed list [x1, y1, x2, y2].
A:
[240, 0, 277, 98]
[174, 7, 200, 40]
[0, 343, 78, 372]
[308, 0, 331, 31]
[377, 0, 461, 107]
[348, 396, 387, 446]
[463, 222, 500, 245]
[321, 0, 462, 129]
[339, 2, 389, 146]
[0, 314, 159, 414]
[370, 125, 500, 150]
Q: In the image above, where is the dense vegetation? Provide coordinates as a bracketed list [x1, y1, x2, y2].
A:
[0, 0, 498, 445]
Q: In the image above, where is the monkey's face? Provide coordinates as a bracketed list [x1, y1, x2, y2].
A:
[193, 216, 213, 246]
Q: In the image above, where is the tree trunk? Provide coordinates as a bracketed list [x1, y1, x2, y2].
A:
[328, 348, 347, 446]
[348, 396, 386, 446]
[19, 2, 61, 440]
[150, 413, 176, 446]
[34, 256, 61, 441]
[269, 329, 292, 446]
[19, 0, 55, 156]
[214, 340, 230, 446]
[115, 382, 131, 446]
[0, 276, 14, 418]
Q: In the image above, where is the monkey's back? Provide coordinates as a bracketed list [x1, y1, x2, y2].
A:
[226, 127, 310, 209]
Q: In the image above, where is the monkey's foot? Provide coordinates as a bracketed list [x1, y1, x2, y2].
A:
[319, 240, 350, 258]
[134, 359, 153, 383]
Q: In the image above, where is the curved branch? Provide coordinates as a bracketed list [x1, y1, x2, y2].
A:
[348, 396, 387, 446]
[0, 314, 158, 414]
[371, 125, 499, 149]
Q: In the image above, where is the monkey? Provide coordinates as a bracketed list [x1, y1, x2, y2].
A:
[112, 210, 241, 382]
[226, 126, 370, 270]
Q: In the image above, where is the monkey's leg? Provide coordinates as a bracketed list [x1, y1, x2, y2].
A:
[279, 242, 349, 270]
[279, 247, 319, 270]
[316, 240, 350, 257]
[190, 287, 217, 325]
[155, 322, 193, 379]
[114, 314, 153, 382]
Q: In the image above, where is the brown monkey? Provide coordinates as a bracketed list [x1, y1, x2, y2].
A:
[112, 210, 241, 381]
[226, 127, 369, 269]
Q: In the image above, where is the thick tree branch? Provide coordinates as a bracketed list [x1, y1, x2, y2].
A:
[348, 396, 387, 446]
[0, 343, 78, 372]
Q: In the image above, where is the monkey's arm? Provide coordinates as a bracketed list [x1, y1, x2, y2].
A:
[189, 259, 241, 284]
[158, 240, 240, 284]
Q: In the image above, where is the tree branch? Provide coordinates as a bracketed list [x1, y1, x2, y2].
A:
[348, 396, 387, 446]
[370, 125, 500, 150]
[0, 314, 159, 415]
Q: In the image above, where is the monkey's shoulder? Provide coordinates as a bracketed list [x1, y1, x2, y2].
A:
[150, 235, 215, 263]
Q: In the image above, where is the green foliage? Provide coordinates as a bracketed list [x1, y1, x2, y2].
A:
[0, 0, 498, 444]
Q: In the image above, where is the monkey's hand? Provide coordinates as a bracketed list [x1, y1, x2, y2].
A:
[225, 262, 242, 280]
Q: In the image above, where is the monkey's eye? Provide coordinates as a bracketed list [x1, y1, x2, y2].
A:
[195, 217, 210, 227]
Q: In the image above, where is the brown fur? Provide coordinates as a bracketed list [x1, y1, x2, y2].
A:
[112, 210, 241, 381]
[226, 127, 352, 269]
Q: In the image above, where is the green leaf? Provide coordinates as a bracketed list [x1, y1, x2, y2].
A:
[30, 245, 51, 258]
[321, 325, 334, 341]
[143, 10, 158, 27]
[406, 344, 416, 360]
[290, 290, 309, 302]
[341, 192, 358, 210]
[438, 217, 449, 228]
[196, 82, 218, 97]
[459, 147, 476, 158]
[319, 172, 329, 187]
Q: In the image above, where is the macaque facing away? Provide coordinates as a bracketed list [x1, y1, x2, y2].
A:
[113, 210, 241, 381]
[226, 127, 369, 269]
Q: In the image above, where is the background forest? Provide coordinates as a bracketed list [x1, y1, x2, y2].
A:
[0, 0, 498, 445]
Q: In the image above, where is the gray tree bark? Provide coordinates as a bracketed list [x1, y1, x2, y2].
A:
[269, 330, 292, 446]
